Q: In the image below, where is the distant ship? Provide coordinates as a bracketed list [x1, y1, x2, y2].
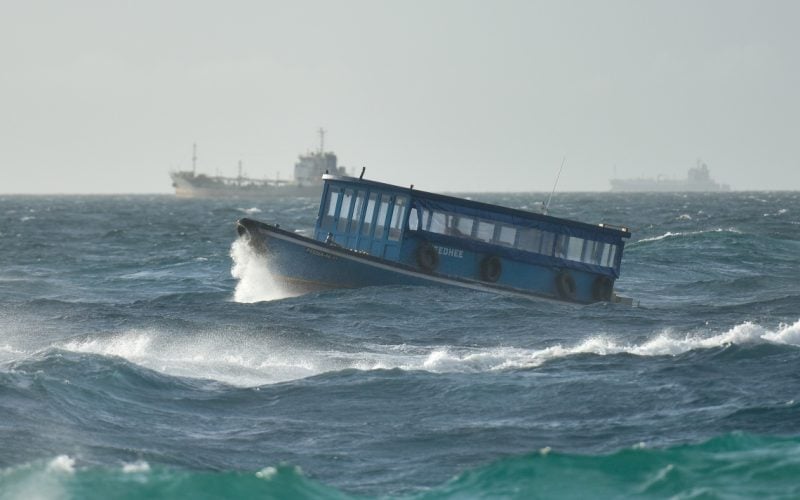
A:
[610, 161, 730, 192]
[170, 129, 347, 198]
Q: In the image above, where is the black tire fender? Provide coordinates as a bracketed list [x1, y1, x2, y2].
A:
[591, 275, 614, 302]
[555, 270, 577, 300]
[416, 242, 439, 272]
[479, 255, 502, 282]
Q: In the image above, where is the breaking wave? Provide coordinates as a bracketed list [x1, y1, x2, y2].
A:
[49, 319, 800, 387]
[59, 329, 323, 387]
[411, 318, 800, 372]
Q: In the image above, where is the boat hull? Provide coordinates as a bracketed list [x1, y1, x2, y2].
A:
[236, 218, 572, 302]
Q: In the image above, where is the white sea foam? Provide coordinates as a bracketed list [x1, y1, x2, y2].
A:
[637, 231, 680, 243]
[1, 456, 74, 500]
[764, 208, 789, 217]
[374, 319, 800, 373]
[0, 317, 50, 365]
[255, 466, 278, 479]
[763, 319, 800, 345]
[60, 329, 311, 386]
[0, 343, 25, 358]
[122, 460, 150, 473]
[636, 228, 741, 244]
[239, 207, 262, 214]
[56, 320, 800, 387]
[47, 455, 75, 474]
[64, 331, 154, 359]
[230, 238, 295, 303]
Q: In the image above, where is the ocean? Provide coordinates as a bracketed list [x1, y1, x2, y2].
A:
[1, 191, 799, 499]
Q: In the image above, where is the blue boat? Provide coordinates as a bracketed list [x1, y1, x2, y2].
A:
[236, 173, 632, 304]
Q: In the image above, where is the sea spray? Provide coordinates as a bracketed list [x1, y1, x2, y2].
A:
[230, 237, 294, 303]
[53, 319, 800, 387]
[59, 329, 319, 386]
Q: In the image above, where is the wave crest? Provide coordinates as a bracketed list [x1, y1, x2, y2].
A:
[51, 319, 800, 386]
[403, 319, 800, 373]
[635, 227, 742, 244]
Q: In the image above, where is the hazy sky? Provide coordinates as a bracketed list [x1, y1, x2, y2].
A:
[2, 0, 798, 193]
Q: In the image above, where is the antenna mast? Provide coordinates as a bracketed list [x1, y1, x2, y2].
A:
[544, 156, 566, 215]
[192, 143, 197, 175]
[318, 127, 326, 154]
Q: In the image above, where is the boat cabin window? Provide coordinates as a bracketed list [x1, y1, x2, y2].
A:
[388, 197, 407, 241]
[453, 216, 474, 237]
[362, 193, 378, 237]
[322, 189, 342, 229]
[350, 190, 366, 230]
[517, 228, 545, 254]
[566, 237, 585, 262]
[578, 239, 614, 268]
[583, 240, 603, 266]
[603, 244, 617, 267]
[540, 232, 556, 256]
[498, 226, 516, 246]
[558, 237, 619, 269]
[337, 189, 355, 232]
[322, 186, 412, 243]
[374, 194, 390, 238]
[427, 211, 447, 234]
[554, 235, 569, 259]
[412, 200, 621, 270]
[419, 210, 476, 238]
[475, 220, 494, 242]
[420, 209, 430, 231]
[408, 208, 419, 231]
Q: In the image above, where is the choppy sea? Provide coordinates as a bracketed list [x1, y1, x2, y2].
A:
[1, 191, 799, 499]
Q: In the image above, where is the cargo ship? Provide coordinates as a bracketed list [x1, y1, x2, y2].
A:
[610, 161, 730, 192]
[170, 129, 347, 198]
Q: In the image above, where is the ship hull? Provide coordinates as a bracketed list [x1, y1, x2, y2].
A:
[609, 180, 729, 193]
[171, 173, 322, 198]
[609, 162, 729, 192]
